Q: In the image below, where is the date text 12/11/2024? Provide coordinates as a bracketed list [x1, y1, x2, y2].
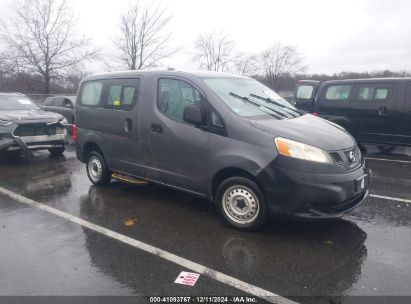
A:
[149, 297, 259, 303]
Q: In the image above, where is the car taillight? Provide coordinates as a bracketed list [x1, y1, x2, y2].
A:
[71, 124, 77, 143]
[312, 112, 318, 116]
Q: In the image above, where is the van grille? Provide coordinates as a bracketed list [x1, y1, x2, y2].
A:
[329, 147, 362, 169]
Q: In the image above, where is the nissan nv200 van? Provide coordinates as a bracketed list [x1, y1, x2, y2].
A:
[75, 70, 370, 230]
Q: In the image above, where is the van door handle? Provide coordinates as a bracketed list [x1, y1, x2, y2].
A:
[378, 106, 388, 116]
[125, 118, 132, 132]
[151, 123, 163, 133]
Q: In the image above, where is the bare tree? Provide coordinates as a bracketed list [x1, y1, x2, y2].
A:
[232, 53, 258, 76]
[193, 31, 235, 72]
[0, 0, 97, 94]
[111, 0, 177, 70]
[60, 68, 91, 92]
[260, 42, 306, 91]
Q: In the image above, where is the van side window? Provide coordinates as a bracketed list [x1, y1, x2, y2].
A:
[211, 111, 224, 128]
[158, 78, 202, 123]
[105, 79, 139, 110]
[80, 81, 103, 106]
[325, 85, 352, 101]
[356, 85, 390, 101]
[296, 85, 314, 99]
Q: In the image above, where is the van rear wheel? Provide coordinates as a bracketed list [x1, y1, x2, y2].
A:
[86, 151, 111, 186]
[215, 177, 267, 231]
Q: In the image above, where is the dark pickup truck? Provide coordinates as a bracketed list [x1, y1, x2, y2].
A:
[293, 78, 411, 148]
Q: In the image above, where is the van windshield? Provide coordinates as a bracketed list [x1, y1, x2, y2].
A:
[203, 77, 298, 118]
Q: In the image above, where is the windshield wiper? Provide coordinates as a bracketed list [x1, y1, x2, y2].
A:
[249, 93, 304, 116]
[229, 92, 288, 119]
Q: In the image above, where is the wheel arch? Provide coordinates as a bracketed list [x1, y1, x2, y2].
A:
[211, 167, 263, 201]
[83, 141, 105, 160]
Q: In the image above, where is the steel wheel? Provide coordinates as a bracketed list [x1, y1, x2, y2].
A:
[88, 155, 103, 183]
[86, 151, 111, 186]
[222, 185, 260, 225]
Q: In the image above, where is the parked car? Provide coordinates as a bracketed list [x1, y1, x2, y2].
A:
[0, 93, 68, 157]
[293, 78, 411, 148]
[43, 95, 76, 123]
[75, 69, 370, 230]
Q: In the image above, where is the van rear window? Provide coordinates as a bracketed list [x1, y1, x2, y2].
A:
[325, 85, 352, 101]
[80, 81, 103, 106]
[296, 85, 314, 99]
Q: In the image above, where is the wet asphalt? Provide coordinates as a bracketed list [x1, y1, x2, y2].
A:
[0, 145, 410, 304]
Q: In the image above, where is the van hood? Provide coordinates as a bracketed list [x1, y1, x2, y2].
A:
[0, 110, 63, 123]
[249, 114, 355, 151]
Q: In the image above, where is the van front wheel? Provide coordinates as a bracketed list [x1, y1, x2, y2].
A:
[215, 177, 267, 231]
[86, 151, 111, 186]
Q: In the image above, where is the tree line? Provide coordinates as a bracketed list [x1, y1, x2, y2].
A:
[0, 0, 410, 96]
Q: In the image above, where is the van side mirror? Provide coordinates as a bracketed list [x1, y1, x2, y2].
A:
[183, 104, 203, 125]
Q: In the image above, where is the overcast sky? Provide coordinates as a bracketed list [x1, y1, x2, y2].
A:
[1, 0, 411, 74]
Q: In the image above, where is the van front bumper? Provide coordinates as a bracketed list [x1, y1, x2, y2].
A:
[257, 159, 371, 219]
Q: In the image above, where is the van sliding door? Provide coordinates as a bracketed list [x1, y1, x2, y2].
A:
[349, 83, 396, 144]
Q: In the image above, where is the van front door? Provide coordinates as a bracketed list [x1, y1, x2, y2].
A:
[146, 77, 210, 195]
[349, 83, 396, 144]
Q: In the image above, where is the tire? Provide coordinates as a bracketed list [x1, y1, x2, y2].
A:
[48, 146, 65, 156]
[86, 151, 111, 186]
[215, 177, 268, 231]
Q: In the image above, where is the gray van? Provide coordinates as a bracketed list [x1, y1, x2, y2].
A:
[75, 70, 370, 230]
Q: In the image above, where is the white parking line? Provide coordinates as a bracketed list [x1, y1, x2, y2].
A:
[370, 194, 411, 204]
[0, 186, 296, 304]
[365, 157, 411, 164]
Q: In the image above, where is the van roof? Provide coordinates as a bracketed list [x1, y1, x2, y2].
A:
[323, 77, 411, 85]
[82, 69, 249, 82]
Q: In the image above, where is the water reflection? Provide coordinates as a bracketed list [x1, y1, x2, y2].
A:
[363, 144, 411, 158]
[79, 185, 368, 299]
[0, 152, 72, 199]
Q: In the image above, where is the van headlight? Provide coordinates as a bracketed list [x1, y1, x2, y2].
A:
[59, 118, 68, 125]
[274, 137, 333, 164]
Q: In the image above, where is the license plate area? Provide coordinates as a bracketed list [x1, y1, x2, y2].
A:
[355, 174, 368, 192]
